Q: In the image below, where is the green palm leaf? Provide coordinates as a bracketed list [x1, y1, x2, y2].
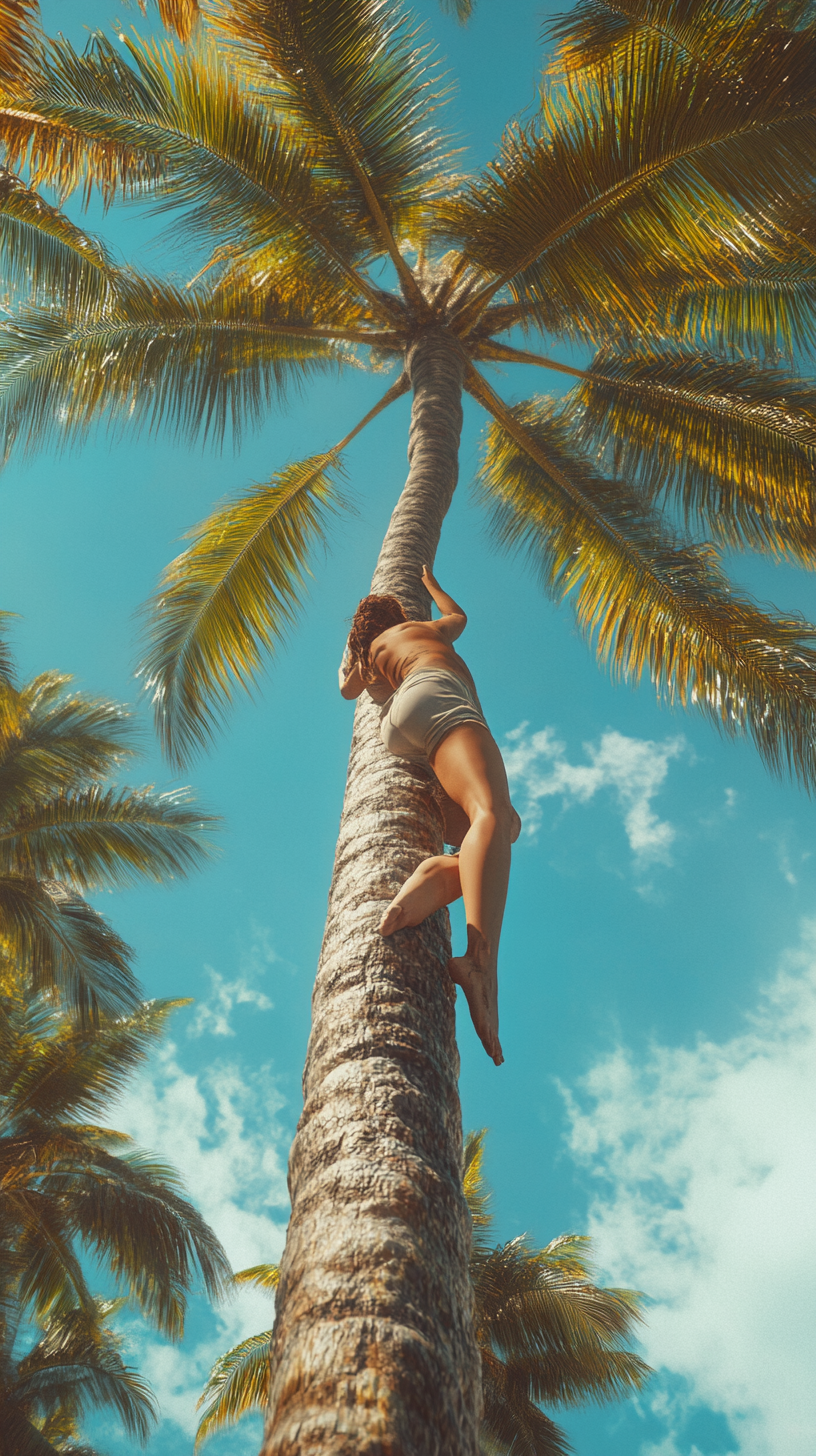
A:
[0, 673, 137, 815]
[206, 0, 453, 272]
[570, 347, 816, 558]
[0, 0, 39, 85]
[471, 376, 816, 789]
[5, 32, 379, 304]
[443, 18, 815, 338]
[0, 876, 139, 1023]
[139, 451, 346, 765]
[0, 276, 345, 458]
[194, 1330, 273, 1449]
[667, 260, 816, 357]
[4, 997, 186, 1122]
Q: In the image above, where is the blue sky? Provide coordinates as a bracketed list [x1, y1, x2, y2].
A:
[7, 3, 816, 1454]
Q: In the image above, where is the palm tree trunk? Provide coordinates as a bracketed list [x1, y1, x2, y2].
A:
[263, 331, 481, 1456]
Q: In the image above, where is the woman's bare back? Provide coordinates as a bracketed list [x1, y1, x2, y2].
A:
[368, 620, 477, 698]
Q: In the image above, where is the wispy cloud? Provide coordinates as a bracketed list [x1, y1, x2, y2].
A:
[560, 923, 816, 1456]
[502, 724, 687, 868]
[108, 1039, 290, 1443]
[189, 922, 279, 1038]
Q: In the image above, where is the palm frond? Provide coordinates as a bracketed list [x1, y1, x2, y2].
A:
[6, 32, 383, 309]
[439, 0, 475, 19]
[195, 1330, 272, 1449]
[545, 0, 815, 79]
[139, 452, 346, 766]
[470, 375, 816, 790]
[443, 19, 815, 338]
[152, 0, 201, 41]
[0, 275, 346, 458]
[5, 998, 188, 1121]
[0, 167, 115, 309]
[0, 876, 140, 1023]
[667, 261, 816, 357]
[463, 1129, 493, 1253]
[232, 1263, 280, 1290]
[0, 673, 137, 815]
[570, 348, 816, 560]
[480, 1347, 574, 1456]
[0, 785, 218, 889]
[205, 0, 454, 268]
[15, 1299, 156, 1440]
[0, 0, 39, 85]
[66, 1148, 231, 1337]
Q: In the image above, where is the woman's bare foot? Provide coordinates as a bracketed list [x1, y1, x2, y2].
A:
[380, 855, 461, 936]
[448, 927, 503, 1066]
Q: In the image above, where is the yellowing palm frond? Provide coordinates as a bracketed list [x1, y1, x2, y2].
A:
[194, 1330, 272, 1448]
[0, 785, 218, 890]
[151, 0, 200, 41]
[233, 1263, 280, 1290]
[0, 276, 345, 457]
[471, 378, 816, 790]
[570, 348, 816, 560]
[0, 167, 115, 309]
[139, 452, 346, 767]
[0, 672, 137, 816]
[444, 20, 815, 338]
[666, 257, 816, 357]
[3, 996, 186, 1123]
[205, 0, 454, 284]
[0, 0, 39, 85]
[545, 0, 779, 79]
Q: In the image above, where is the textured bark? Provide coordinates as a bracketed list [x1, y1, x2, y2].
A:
[262, 331, 481, 1456]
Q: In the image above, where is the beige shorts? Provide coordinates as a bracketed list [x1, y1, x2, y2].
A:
[379, 669, 488, 763]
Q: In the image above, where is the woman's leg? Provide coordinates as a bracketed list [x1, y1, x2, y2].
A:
[380, 854, 462, 935]
[429, 723, 514, 1066]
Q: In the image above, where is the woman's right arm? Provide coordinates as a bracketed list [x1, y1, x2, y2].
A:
[421, 565, 467, 641]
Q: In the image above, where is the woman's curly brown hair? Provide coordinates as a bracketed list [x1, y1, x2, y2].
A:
[346, 594, 407, 681]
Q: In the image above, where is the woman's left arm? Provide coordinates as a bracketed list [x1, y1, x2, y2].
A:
[421, 566, 467, 640]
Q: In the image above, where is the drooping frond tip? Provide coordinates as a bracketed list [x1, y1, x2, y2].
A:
[470, 377, 816, 793]
[138, 453, 348, 768]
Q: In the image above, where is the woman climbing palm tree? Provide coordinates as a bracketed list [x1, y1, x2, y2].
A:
[341, 565, 520, 1065]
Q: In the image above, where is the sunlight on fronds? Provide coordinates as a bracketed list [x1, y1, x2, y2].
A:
[195, 1331, 272, 1448]
[233, 1263, 280, 1290]
[571, 347, 816, 560]
[139, 453, 347, 767]
[0, 276, 345, 457]
[205, 0, 455, 260]
[151, 0, 200, 41]
[0, 0, 39, 85]
[444, 13, 815, 338]
[473, 383, 816, 791]
[0, 785, 218, 889]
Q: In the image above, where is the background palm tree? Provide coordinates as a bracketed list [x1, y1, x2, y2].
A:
[0, 630, 217, 1023]
[0, 952, 232, 1454]
[193, 1130, 649, 1456]
[0, 1, 813, 1449]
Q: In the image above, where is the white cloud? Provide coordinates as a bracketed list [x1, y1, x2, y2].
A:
[502, 723, 686, 868]
[561, 923, 816, 1456]
[189, 921, 278, 1037]
[109, 1041, 290, 1441]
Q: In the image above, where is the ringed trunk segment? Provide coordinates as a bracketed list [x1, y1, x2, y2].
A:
[262, 330, 481, 1456]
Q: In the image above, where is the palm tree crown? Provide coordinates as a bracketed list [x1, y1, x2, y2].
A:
[0, 0, 811, 778]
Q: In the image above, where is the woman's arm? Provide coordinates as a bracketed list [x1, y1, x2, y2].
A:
[338, 640, 365, 698]
[421, 565, 467, 640]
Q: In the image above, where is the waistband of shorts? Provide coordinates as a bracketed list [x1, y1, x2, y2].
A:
[395, 667, 475, 698]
